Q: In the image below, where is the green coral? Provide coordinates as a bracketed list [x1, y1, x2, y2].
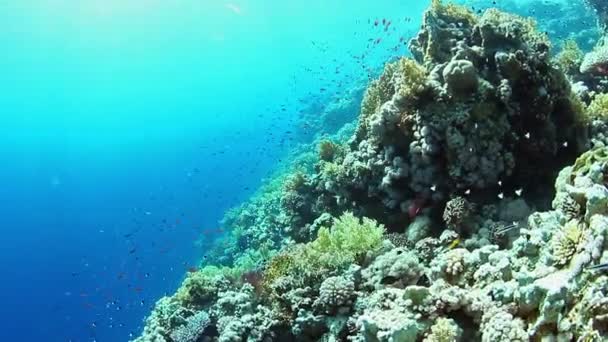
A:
[571, 147, 608, 181]
[175, 266, 231, 308]
[318, 139, 340, 162]
[262, 251, 296, 291]
[586, 93, 608, 121]
[569, 92, 589, 126]
[264, 212, 385, 283]
[554, 39, 584, 75]
[303, 212, 385, 270]
[283, 171, 307, 192]
[360, 61, 398, 120]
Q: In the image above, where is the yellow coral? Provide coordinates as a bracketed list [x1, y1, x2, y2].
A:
[265, 212, 385, 283]
[262, 251, 296, 291]
[311, 212, 384, 262]
[431, 0, 477, 25]
[394, 57, 428, 102]
[554, 39, 584, 75]
[552, 220, 585, 267]
[568, 92, 588, 126]
[360, 61, 398, 119]
[586, 93, 608, 121]
[481, 9, 550, 50]
[423, 317, 462, 342]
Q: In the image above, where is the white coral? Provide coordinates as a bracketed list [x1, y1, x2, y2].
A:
[363, 247, 423, 289]
[314, 275, 356, 314]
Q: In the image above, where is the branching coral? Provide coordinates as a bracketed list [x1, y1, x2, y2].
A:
[480, 309, 528, 342]
[318, 140, 340, 162]
[443, 196, 473, 230]
[393, 57, 428, 103]
[262, 252, 296, 293]
[554, 39, 584, 75]
[360, 61, 398, 121]
[263, 212, 385, 291]
[175, 266, 231, 308]
[581, 45, 608, 75]
[301, 212, 385, 271]
[430, 0, 477, 26]
[552, 220, 585, 267]
[587, 93, 608, 120]
[422, 318, 462, 342]
[169, 310, 210, 342]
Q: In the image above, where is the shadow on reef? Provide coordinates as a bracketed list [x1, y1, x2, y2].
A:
[133, 1, 608, 341]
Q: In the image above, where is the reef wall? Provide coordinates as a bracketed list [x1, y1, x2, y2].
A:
[133, 1, 608, 341]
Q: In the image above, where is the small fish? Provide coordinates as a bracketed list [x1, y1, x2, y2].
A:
[448, 238, 461, 250]
[498, 192, 504, 199]
[525, 132, 531, 139]
[495, 223, 518, 236]
[498, 180, 502, 187]
[562, 141, 568, 147]
[515, 188, 523, 196]
[430, 185, 437, 192]
[464, 189, 471, 195]
[587, 263, 608, 271]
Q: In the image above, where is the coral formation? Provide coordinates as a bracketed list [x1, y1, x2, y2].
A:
[555, 39, 585, 76]
[134, 3, 608, 342]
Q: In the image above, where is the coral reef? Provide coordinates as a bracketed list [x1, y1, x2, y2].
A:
[134, 3, 608, 342]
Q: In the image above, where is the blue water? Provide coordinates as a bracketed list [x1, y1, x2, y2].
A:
[0, 1, 429, 340]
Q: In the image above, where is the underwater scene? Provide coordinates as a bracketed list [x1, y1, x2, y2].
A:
[6, 0, 608, 341]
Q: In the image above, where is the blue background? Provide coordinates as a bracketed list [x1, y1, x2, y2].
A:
[0, 0, 427, 340]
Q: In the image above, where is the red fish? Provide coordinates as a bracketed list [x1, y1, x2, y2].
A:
[408, 198, 426, 219]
